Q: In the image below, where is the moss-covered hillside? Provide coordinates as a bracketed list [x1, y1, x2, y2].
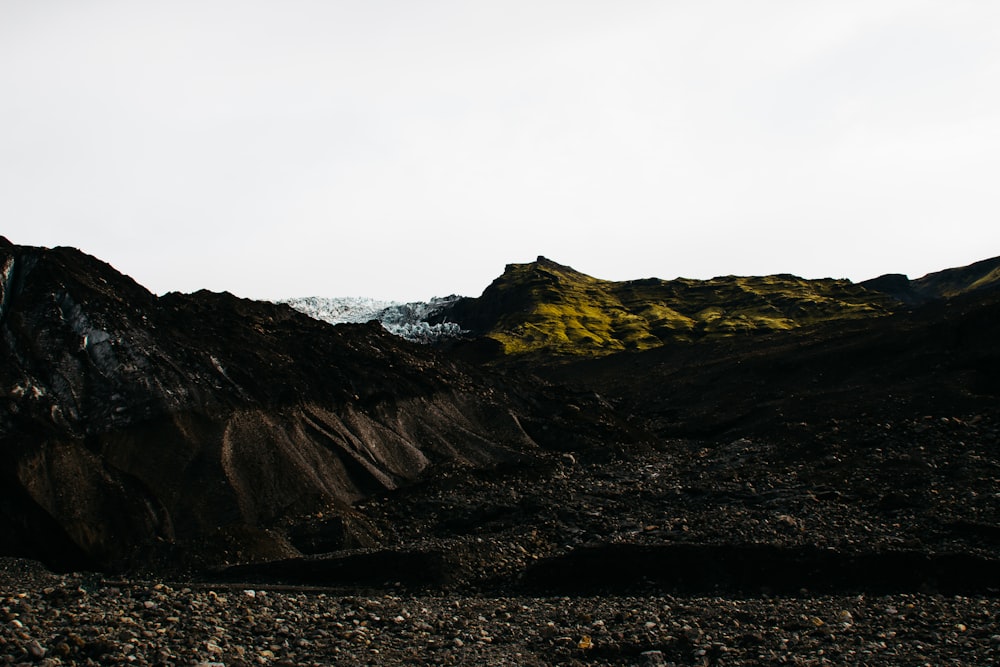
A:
[862, 255, 1000, 304]
[441, 257, 899, 357]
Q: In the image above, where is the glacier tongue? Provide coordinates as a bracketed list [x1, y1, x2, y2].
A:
[278, 296, 466, 343]
[278, 296, 396, 325]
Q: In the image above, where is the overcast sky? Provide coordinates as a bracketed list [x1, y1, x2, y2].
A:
[2, 1, 999, 301]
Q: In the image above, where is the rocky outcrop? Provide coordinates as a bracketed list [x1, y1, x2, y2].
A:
[0, 241, 539, 573]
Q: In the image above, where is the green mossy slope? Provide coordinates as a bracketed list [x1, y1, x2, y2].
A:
[446, 257, 898, 357]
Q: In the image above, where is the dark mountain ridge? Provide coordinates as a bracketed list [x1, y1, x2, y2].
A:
[1, 239, 617, 573]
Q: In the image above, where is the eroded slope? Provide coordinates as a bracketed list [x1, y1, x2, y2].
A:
[0, 239, 546, 573]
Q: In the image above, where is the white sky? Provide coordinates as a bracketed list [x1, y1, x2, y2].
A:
[2, 1, 999, 301]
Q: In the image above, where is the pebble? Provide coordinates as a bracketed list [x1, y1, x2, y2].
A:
[641, 649, 667, 666]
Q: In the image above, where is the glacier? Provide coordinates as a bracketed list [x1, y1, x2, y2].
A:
[277, 296, 466, 343]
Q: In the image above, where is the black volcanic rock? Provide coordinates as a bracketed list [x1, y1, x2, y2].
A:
[0, 242, 543, 573]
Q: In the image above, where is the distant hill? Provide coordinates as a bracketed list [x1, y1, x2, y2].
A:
[862, 255, 1000, 304]
[432, 256, 900, 357]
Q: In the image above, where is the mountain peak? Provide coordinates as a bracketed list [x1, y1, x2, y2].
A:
[533, 255, 568, 268]
[500, 256, 593, 282]
[530, 255, 581, 271]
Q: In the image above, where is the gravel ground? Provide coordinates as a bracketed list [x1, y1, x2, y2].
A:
[3, 559, 999, 666]
[4, 409, 998, 666]
[346, 412, 1000, 594]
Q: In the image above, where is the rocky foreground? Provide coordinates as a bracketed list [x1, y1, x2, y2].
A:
[3, 409, 1000, 666]
[3, 241, 999, 665]
[3, 557, 999, 666]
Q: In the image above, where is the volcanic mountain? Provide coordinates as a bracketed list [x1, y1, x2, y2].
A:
[0, 238, 619, 573]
